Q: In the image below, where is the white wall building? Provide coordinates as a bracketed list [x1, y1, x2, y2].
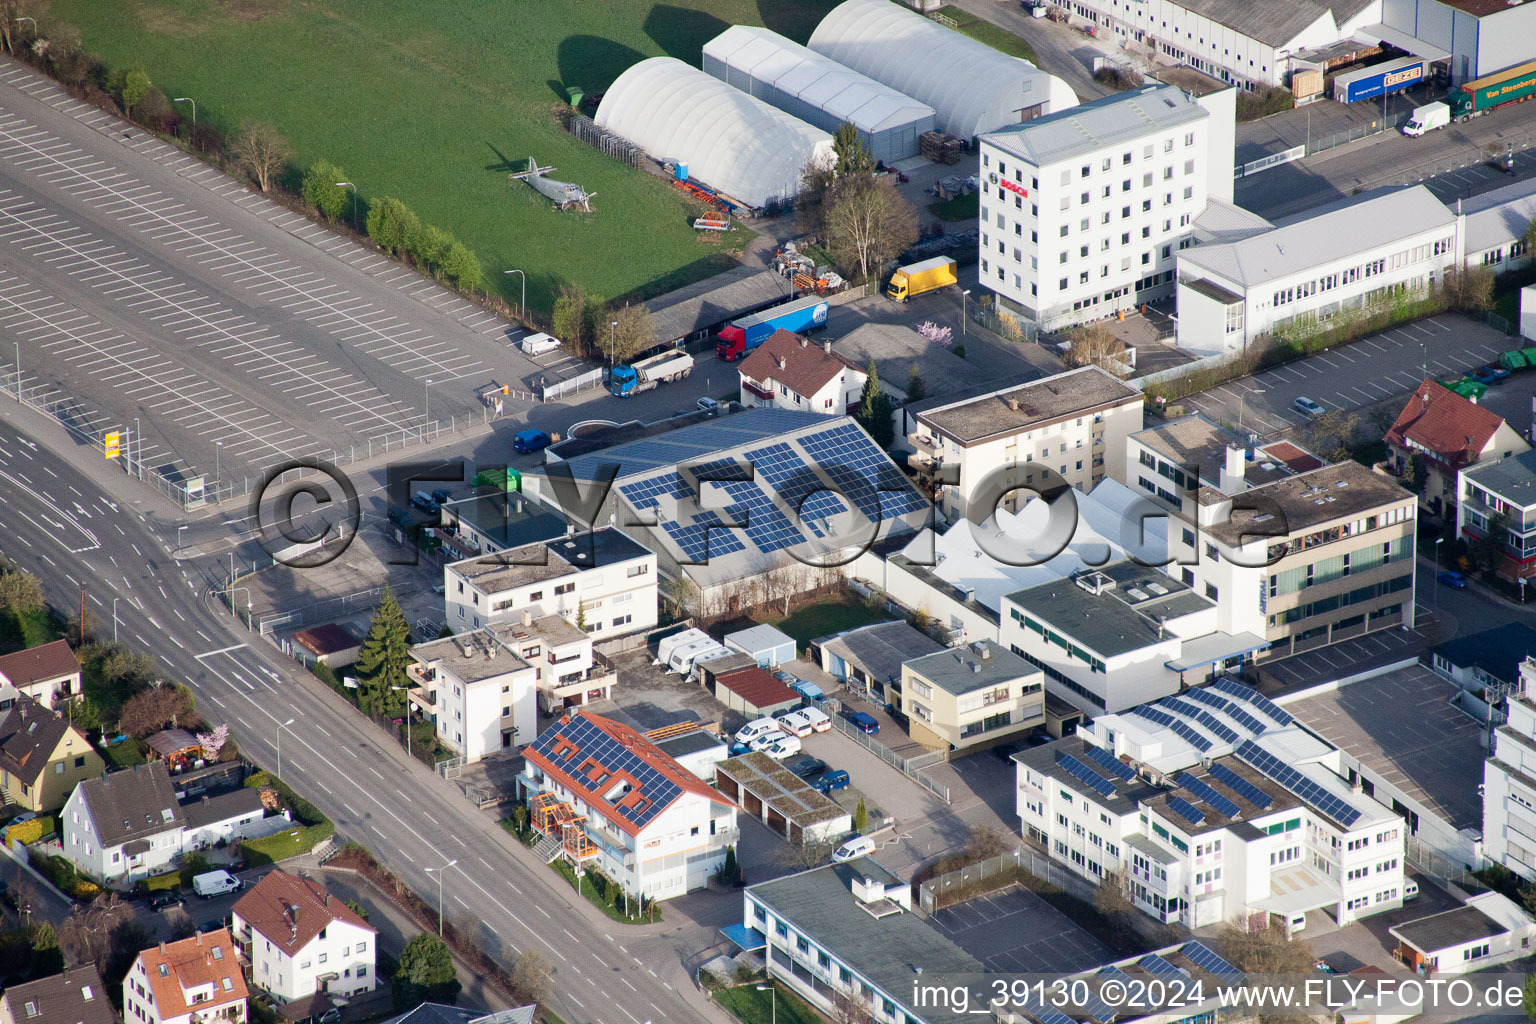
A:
[977, 82, 1234, 332]
[407, 624, 541, 763]
[736, 331, 866, 416]
[444, 528, 657, 641]
[521, 710, 739, 901]
[123, 932, 247, 1024]
[1017, 686, 1407, 930]
[231, 870, 376, 1004]
[907, 366, 1143, 520]
[1482, 659, 1536, 879]
[1390, 891, 1536, 974]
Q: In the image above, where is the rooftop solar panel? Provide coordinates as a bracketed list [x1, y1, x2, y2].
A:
[1176, 773, 1242, 818]
[1162, 697, 1202, 718]
[1138, 953, 1188, 977]
[1080, 968, 1133, 1022]
[1192, 710, 1239, 744]
[619, 472, 693, 511]
[699, 476, 807, 554]
[1169, 720, 1213, 752]
[745, 442, 850, 523]
[1180, 942, 1242, 981]
[662, 512, 746, 563]
[1166, 796, 1207, 827]
[1185, 688, 1230, 711]
[1223, 705, 1267, 736]
[1127, 706, 1176, 728]
[1029, 1007, 1076, 1024]
[1234, 740, 1360, 826]
[1085, 744, 1136, 781]
[799, 421, 926, 521]
[1213, 679, 1294, 726]
[1056, 752, 1116, 797]
[1208, 762, 1273, 809]
[528, 715, 683, 830]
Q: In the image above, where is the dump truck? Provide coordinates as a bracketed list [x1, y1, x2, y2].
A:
[1450, 58, 1536, 118]
[1401, 101, 1449, 136]
[715, 294, 830, 362]
[609, 348, 694, 397]
[886, 256, 957, 302]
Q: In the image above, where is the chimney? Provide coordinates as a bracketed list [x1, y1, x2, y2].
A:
[521, 609, 533, 627]
[1220, 445, 1245, 493]
[800, 336, 808, 349]
[159, 942, 167, 955]
[776, 355, 787, 370]
[823, 340, 832, 354]
[1007, 398, 1021, 412]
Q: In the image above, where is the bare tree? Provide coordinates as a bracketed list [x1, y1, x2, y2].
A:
[229, 122, 291, 193]
[118, 683, 195, 738]
[603, 303, 657, 365]
[1063, 323, 1126, 372]
[790, 838, 840, 869]
[824, 174, 918, 283]
[512, 949, 554, 1006]
[832, 990, 877, 1024]
[1093, 870, 1135, 944]
[1441, 265, 1494, 312]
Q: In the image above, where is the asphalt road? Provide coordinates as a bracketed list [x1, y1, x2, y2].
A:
[1181, 313, 1510, 438]
[0, 403, 729, 1024]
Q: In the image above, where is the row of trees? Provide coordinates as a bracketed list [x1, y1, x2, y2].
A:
[360, 193, 486, 292]
[798, 124, 919, 285]
[550, 284, 657, 365]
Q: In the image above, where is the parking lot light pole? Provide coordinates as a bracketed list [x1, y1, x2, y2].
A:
[113, 597, 119, 644]
[610, 321, 618, 367]
[425, 857, 459, 935]
[961, 289, 971, 337]
[177, 524, 187, 554]
[275, 717, 295, 782]
[755, 984, 776, 1024]
[336, 181, 357, 232]
[214, 441, 222, 501]
[172, 97, 195, 125]
[503, 269, 525, 320]
[1434, 536, 1444, 607]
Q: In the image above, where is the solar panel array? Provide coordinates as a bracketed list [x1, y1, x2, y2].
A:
[1027, 1006, 1076, 1024]
[1085, 744, 1136, 781]
[1138, 953, 1187, 977]
[1235, 740, 1361, 826]
[1185, 688, 1229, 711]
[1224, 705, 1268, 736]
[530, 714, 681, 829]
[1162, 697, 1202, 718]
[744, 443, 849, 525]
[662, 511, 745, 562]
[1056, 751, 1116, 797]
[1176, 773, 1242, 818]
[1192, 710, 1239, 744]
[1166, 796, 1207, 827]
[618, 472, 693, 511]
[1209, 762, 1273, 809]
[1180, 942, 1243, 981]
[799, 422, 928, 520]
[1169, 719, 1213, 752]
[561, 408, 832, 481]
[1081, 967, 1134, 1021]
[1213, 678, 1294, 725]
[1128, 705, 1176, 728]
[693, 467, 807, 554]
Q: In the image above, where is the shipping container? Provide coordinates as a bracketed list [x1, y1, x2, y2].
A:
[1450, 58, 1536, 117]
[1331, 56, 1425, 104]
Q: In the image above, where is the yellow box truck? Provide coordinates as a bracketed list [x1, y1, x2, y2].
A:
[885, 256, 957, 302]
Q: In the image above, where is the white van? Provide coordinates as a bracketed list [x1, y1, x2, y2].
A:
[1404, 879, 1420, 901]
[735, 718, 783, 745]
[519, 332, 561, 356]
[832, 836, 877, 862]
[192, 870, 241, 899]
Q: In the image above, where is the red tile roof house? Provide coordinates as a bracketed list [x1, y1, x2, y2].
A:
[123, 931, 248, 1024]
[231, 870, 376, 1007]
[736, 330, 868, 415]
[520, 710, 739, 901]
[1384, 378, 1530, 518]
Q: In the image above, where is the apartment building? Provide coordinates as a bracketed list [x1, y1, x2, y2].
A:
[908, 366, 1142, 520]
[443, 528, 657, 640]
[1175, 186, 1458, 356]
[1058, 0, 1383, 88]
[1458, 449, 1536, 583]
[977, 81, 1233, 332]
[1386, 379, 1530, 518]
[1482, 658, 1536, 879]
[231, 871, 376, 1004]
[407, 625, 540, 763]
[898, 641, 1045, 755]
[123, 932, 247, 1024]
[1127, 416, 1417, 660]
[737, 331, 866, 416]
[1016, 688, 1406, 930]
[520, 710, 739, 901]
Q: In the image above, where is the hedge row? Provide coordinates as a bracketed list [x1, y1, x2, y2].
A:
[244, 770, 328, 827]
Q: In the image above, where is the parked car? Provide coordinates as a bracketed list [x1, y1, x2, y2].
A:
[799, 707, 832, 733]
[773, 669, 804, 688]
[748, 730, 790, 753]
[410, 490, 441, 515]
[813, 769, 851, 793]
[1293, 396, 1326, 419]
[761, 735, 802, 759]
[1404, 879, 1420, 901]
[430, 488, 454, 505]
[150, 891, 185, 911]
[697, 397, 720, 413]
[840, 709, 880, 734]
[777, 711, 816, 737]
[1470, 364, 1511, 384]
[735, 718, 782, 745]
[1436, 570, 1469, 589]
[197, 918, 226, 934]
[728, 740, 752, 756]
[787, 756, 828, 780]
[519, 332, 561, 356]
[831, 836, 877, 862]
[5, 811, 37, 828]
[512, 428, 552, 454]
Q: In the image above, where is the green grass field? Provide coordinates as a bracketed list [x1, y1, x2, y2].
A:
[933, 6, 1037, 63]
[48, 0, 841, 313]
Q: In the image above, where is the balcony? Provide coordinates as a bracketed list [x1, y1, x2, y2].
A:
[742, 379, 774, 401]
[910, 434, 942, 460]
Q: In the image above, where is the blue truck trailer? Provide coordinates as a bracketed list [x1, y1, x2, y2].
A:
[714, 294, 830, 362]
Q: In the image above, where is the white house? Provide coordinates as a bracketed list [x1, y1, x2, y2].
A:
[1390, 891, 1536, 975]
[1482, 658, 1536, 879]
[907, 366, 1143, 521]
[231, 870, 376, 1004]
[443, 528, 657, 641]
[520, 710, 739, 901]
[1458, 449, 1536, 583]
[123, 931, 248, 1024]
[0, 640, 82, 711]
[977, 81, 1234, 333]
[1018, 689, 1407, 930]
[736, 330, 867, 416]
[62, 763, 269, 883]
[407, 626, 539, 764]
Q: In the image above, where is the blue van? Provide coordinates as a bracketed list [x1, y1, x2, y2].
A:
[813, 769, 850, 793]
[513, 428, 552, 454]
[840, 710, 879, 734]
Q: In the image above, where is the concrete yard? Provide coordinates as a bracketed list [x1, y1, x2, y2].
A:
[929, 884, 1115, 974]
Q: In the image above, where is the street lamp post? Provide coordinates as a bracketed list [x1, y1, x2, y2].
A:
[336, 181, 358, 232]
[424, 378, 433, 436]
[177, 524, 187, 554]
[503, 269, 526, 320]
[172, 97, 195, 125]
[961, 289, 971, 338]
[1434, 536, 1445, 608]
[214, 440, 223, 501]
[112, 597, 119, 644]
[609, 321, 618, 368]
[275, 717, 295, 781]
[392, 686, 411, 757]
[1236, 388, 1266, 437]
[425, 858, 459, 936]
[755, 984, 777, 1024]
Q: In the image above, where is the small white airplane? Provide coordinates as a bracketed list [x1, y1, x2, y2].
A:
[510, 157, 595, 212]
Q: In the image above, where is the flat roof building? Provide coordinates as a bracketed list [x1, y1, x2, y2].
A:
[1459, 448, 1536, 582]
[898, 641, 1046, 754]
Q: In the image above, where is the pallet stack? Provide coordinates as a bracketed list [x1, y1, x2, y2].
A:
[920, 130, 964, 165]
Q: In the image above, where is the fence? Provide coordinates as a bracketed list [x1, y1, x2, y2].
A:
[927, 11, 957, 26]
[560, 111, 645, 167]
[824, 707, 951, 802]
[1235, 144, 1305, 179]
[254, 585, 393, 635]
[1304, 110, 1411, 159]
[916, 846, 1095, 913]
[542, 366, 605, 402]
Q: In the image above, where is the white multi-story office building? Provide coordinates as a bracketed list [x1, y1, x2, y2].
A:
[1482, 658, 1536, 879]
[977, 81, 1234, 332]
[1015, 686, 1406, 930]
[444, 528, 657, 640]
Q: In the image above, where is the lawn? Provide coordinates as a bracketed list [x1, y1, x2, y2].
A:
[929, 191, 979, 221]
[763, 598, 895, 651]
[241, 821, 336, 865]
[102, 737, 147, 769]
[47, 0, 841, 314]
[933, 5, 1038, 63]
[712, 982, 823, 1024]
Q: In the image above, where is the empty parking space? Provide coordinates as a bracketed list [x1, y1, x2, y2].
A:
[1185, 315, 1508, 436]
[929, 885, 1112, 975]
[1261, 599, 1433, 692]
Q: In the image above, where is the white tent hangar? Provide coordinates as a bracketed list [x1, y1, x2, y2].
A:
[702, 26, 936, 166]
[595, 57, 833, 209]
[808, 0, 1078, 140]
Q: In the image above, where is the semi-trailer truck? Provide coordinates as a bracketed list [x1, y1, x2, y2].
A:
[1450, 59, 1536, 118]
[715, 294, 829, 361]
[609, 348, 694, 397]
[885, 256, 957, 302]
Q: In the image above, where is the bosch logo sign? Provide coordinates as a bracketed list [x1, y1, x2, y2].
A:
[988, 172, 999, 184]
[1000, 178, 1029, 198]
